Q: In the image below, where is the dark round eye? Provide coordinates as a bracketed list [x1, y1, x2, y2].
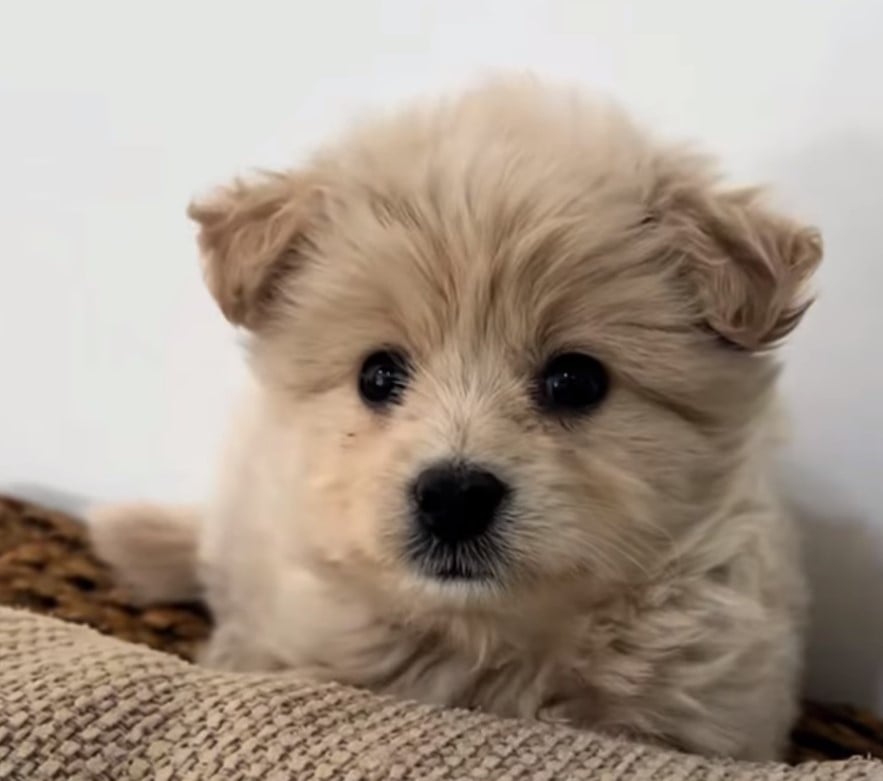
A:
[537, 352, 609, 414]
[359, 350, 410, 408]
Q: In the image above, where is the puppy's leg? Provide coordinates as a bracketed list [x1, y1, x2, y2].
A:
[88, 503, 202, 603]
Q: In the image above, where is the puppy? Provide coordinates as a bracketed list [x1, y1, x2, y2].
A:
[90, 79, 821, 760]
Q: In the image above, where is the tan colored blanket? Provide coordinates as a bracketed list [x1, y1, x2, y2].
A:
[0, 606, 880, 781]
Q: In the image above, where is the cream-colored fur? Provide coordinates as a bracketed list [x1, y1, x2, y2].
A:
[90, 79, 821, 761]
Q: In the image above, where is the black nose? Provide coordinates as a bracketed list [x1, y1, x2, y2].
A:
[412, 463, 508, 544]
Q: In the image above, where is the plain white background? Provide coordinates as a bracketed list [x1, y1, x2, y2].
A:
[1, 1, 881, 710]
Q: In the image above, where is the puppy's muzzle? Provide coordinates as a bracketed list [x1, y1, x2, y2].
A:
[407, 461, 510, 580]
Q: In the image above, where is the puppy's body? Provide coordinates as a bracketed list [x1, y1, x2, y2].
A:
[92, 81, 819, 760]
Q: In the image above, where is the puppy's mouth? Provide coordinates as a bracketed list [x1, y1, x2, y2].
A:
[405, 535, 504, 583]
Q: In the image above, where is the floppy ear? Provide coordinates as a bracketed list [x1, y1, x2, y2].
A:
[188, 171, 322, 328]
[666, 184, 822, 350]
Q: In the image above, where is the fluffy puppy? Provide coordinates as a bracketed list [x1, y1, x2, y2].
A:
[91, 80, 821, 760]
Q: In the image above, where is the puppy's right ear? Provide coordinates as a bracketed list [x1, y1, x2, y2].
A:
[188, 171, 323, 328]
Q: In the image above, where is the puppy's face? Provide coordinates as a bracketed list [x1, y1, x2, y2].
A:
[191, 84, 820, 613]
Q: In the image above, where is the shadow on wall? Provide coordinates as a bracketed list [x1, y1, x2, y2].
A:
[784, 470, 883, 711]
[769, 129, 883, 712]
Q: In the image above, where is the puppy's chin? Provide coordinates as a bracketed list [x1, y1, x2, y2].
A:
[400, 567, 509, 611]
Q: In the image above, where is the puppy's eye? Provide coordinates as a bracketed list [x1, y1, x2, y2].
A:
[359, 350, 410, 408]
[537, 353, 609, 414]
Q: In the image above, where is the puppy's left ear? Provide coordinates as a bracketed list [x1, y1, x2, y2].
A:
[188, 171, 323, 329]
[670, 185, 822, 350]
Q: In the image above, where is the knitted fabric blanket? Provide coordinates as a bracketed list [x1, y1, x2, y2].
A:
[1, 607, 881, 781]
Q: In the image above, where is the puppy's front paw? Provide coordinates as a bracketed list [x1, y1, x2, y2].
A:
[87, 503, 202, 604]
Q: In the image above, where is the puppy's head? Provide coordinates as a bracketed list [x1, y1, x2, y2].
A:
[189, 82, 820, 613]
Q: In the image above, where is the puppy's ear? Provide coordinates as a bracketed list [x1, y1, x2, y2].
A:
[188, 171, 322, 328]
[664, 183, 822, 350]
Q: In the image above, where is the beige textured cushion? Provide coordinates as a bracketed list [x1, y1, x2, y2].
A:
[0, 607, 880, 781]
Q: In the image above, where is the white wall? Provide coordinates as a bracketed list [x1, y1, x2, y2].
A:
[1, 1, 881, 710]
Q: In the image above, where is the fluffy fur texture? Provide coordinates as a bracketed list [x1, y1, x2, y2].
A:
[91, 80, 822, 761]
